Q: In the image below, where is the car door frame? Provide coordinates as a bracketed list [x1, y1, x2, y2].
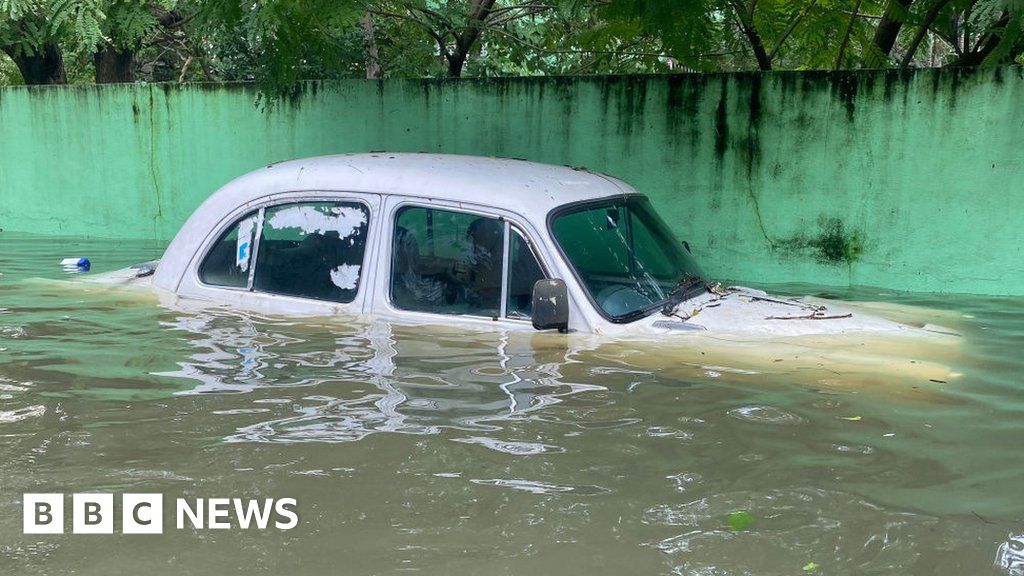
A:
[368, 194, 561, 331]
[180, 190, 383, 317]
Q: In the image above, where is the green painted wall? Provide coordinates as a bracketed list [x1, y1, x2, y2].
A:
[0, 69, 1021, 295]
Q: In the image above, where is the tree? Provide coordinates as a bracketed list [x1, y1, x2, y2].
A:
[94, 1, 189, 83]
[0, 0, 193, 85]
[0, 1, 105, 84]
[369, 0, 560, 77]
[196, 0, 366, 93]
[916, 0, 1024, 66]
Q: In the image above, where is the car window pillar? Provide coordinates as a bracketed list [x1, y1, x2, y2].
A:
[246, 207, 266, 291]
[499, 220, 510, 320]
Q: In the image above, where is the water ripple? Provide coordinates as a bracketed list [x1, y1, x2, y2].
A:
[0, 405, 44, 423]
[726, 405, 806, 425]
[451, 436, 565, 455]
[646, 426, 695, 440]
[469, 478, 610, 496]
[644, 488, 971, 574]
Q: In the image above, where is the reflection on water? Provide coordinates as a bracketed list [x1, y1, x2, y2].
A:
[2, 232, 1024, 575]
[996, 534, 1024, 576]
[158, 314, 605, 443]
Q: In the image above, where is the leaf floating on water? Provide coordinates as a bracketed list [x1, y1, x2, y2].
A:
[726, 510, 753, 531]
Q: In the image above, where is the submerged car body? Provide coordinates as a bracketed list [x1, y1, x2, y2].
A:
[84, 153, 959, 384]
[144, 155, 945, 330]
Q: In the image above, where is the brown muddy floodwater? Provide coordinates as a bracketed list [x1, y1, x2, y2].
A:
[1, 232, 1023, 576]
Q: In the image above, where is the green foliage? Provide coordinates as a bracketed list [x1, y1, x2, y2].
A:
[104, 0, 171, 51]
[0, 0, 104, 57]
[1, 0, 1022, 91]
[196, 0, 366, 94]
[964, 0, 1024, 64]
[600, 0, 723, 70]
[0, 49, 22, 82]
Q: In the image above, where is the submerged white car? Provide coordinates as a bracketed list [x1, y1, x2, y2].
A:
[85, 153, 959, 385]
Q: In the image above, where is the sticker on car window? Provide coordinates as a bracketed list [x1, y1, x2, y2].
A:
[266, 205, 366, 239]
[235, 215, 257, 272]
[330, 264, 361, 290]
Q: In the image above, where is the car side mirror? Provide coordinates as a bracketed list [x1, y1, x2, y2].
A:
[532, 279, 569, 333]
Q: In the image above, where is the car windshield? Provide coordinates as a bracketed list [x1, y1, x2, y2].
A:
[551, 196, 705, 322]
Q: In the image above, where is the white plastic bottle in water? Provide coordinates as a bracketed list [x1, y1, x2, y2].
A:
[60, 257, 91, 271]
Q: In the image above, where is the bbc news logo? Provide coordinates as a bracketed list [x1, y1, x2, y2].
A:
[23, 494, 298, 534]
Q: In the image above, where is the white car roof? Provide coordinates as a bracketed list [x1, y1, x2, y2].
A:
[225, 153, 634, 212]
[154, 153, 637, 293]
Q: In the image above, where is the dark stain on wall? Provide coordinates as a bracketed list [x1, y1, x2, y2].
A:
[666, 74, 686, 133]
[778, 217, 864, 265]
[730, 73, 764, 177]
[747, 74, 763, 127]
[945, 66, 983, 108]
[666, 74, 706, 149]
[834, 73, 858, 121]
[714, 79, 729, 159]
[880, 69, 915, 101]
[931, 68, 944, 100]
[615, 76, 648, 136]
[777, 71, 798, 95]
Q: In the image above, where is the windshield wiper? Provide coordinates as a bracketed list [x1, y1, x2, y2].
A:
[610, 276, 709, 324]
[659, 276, 707, 316]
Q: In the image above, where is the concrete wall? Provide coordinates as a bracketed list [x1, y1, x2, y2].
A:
[1, 68, 1021, 295]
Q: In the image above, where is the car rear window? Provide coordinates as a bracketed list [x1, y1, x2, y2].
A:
[198, 211, 259, 288]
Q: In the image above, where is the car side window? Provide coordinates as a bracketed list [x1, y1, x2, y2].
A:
[506, 229, 545, 319]
[253, 202, 370, 303]
[391, 206, 504, 317]
[198, 211, 259, 288]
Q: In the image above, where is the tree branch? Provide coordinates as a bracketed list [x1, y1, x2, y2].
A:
[488, 6, 551, 27]
[950, 10, 1015, 66]
[730, 0, 772, 70]
[485, 26, 670, 59]
[487, 3, 553, 17]
[834, 0, 863, 70]
[900, 0, 952, 67]
[768, 0, 818, 61]
[873, 0, 914, 57]
[369, 8, 451, 54]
